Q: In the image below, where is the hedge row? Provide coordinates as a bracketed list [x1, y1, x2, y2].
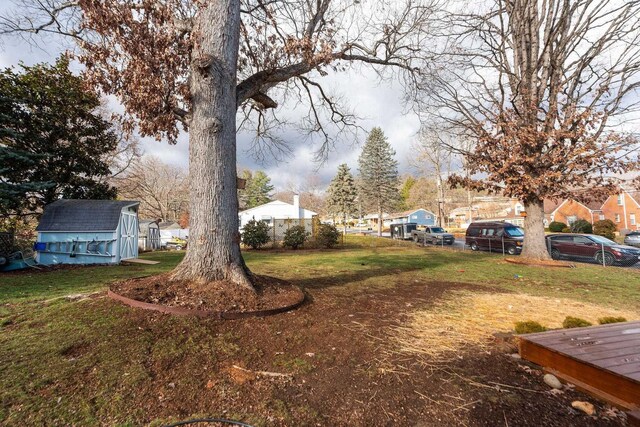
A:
[548, 219, 617, 239]
[241, 220, 341, 250]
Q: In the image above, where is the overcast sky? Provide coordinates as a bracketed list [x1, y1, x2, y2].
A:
[0, 24, 423, 193]
[3, 2, 637, 193]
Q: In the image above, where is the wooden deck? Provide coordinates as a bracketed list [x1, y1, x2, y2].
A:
[519, 321, 640, 410]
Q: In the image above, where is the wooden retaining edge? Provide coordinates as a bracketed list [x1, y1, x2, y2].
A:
[504, 258, 574, 268]
[107, 288, 306, 320]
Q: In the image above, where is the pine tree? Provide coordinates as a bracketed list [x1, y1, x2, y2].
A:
[243, 170, 274, 209]
[358, 127, 400, 236]
[0, 58, 118, 219]
[326, 163, 357, 234]
[0, 146, 52, 217]
[399, 176, 417, 210]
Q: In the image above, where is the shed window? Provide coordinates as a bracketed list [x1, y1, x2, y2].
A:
[617, 194, 623, 205]
[567, 215, 577, 225]
[631, 214, 636, 226]
[615, 213, 621, 223]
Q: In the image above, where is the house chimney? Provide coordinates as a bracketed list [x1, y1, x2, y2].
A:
[293, 194, 300, 217]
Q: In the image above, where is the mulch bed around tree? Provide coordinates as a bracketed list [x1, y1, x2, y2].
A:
[110, 273, 304, 313]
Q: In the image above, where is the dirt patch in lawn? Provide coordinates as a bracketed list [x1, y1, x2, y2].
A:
[110, 273, 303, 313]
[105, 283, 626, 424]
[504, 257, 575, 268]
[4, 279, 629, 426]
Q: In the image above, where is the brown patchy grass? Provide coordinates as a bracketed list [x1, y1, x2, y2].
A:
[391, 291, 639, 360]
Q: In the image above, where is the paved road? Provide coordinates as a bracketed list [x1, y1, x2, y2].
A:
[411, 238, 466, 250]
[345, 229, 391, 238]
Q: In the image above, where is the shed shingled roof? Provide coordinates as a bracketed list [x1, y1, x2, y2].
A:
[36, 199, 139, 232]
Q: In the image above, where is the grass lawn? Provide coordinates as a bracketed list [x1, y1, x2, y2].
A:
[0, 251, 184, 304]
[0, 236, 637, 426]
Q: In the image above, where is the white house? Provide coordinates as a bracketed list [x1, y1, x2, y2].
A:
[239, 194, 317, 229]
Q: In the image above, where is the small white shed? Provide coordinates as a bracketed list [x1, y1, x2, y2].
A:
[35, 199, 139, 265]
[138, 219, 161, 251]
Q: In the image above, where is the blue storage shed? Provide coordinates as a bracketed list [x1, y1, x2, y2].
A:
[387, 209, 437, 226]
[35, 199, 140, 265]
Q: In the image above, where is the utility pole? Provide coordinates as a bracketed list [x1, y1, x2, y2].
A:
[436, 175, 445, 227]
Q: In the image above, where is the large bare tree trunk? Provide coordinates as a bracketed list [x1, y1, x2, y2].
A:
[171, 0, 253, 289]
[521, 200, 550, 260]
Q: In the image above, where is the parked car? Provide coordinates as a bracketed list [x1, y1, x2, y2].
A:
[390, 222, 418, 240]
[411, 226, 455, 245]
[546, 233, 640, 266]
[465, 221, 524, 255]
[355, 221, 372, 229]
[624, 231, 640, 248]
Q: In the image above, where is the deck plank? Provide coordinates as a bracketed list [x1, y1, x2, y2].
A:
[121, 258, 160, 265]
[522, 321, 640, 339]
[585, 353, 640, 368]
[546, 337, 640, 353]
[576, 346, 640, 361]
[526, 322, 640, 345]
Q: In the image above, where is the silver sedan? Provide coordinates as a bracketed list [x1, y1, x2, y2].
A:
[624, 231, 640, 248]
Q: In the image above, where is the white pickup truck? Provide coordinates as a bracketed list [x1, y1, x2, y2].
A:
[411, 226, 455, 245]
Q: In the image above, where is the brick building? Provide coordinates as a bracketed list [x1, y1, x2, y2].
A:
[600, 190, 640, 232]
[545, 199, 603, 227]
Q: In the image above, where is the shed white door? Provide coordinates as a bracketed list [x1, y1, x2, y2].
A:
[149, 227, 161, 250]
[119, 212, 139, 260]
